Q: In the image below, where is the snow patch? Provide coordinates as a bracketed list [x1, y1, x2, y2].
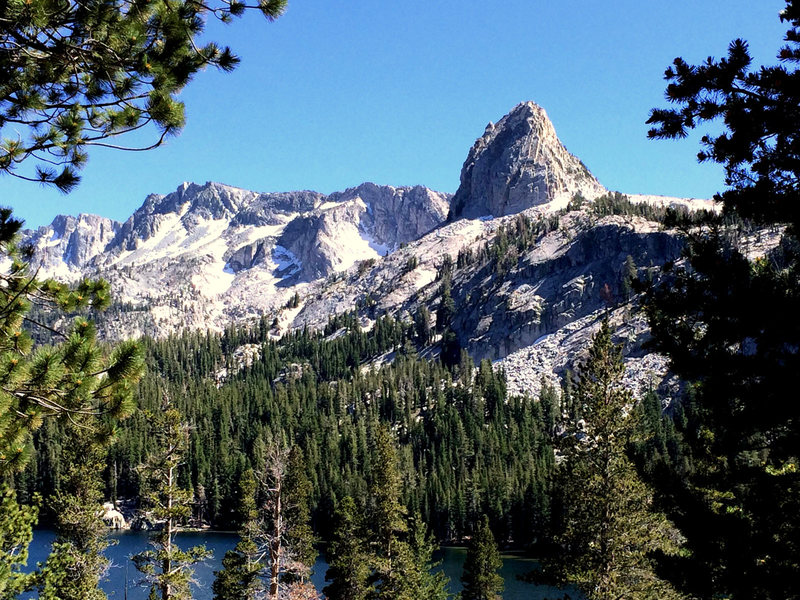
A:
[627, 193, 718, 213]
[360, 229, 391, 256]
[193, 268, 235, 298]
[325, 222, 385, 273]
[273, 245, 302, 274]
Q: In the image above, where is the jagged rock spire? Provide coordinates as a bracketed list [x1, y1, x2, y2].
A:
[450, 101, 605, 219]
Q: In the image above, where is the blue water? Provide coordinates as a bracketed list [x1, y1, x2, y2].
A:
[27, 530, 574, 599]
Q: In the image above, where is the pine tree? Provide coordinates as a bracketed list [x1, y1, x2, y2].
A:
[544, 319, 684, 600]
[133, 399, 211, 600]
[414, 306, 432, 346]
[0, 209, 143, 474]
[436, 280, 455, 333]
[368, 426, 408, 594]
[405, 514, 450, 600]
[0, 208, 144, 598]
[38, 426, 112, 600]
[621, 255, 637, 300]
[368, 426, 449, 600]
[284, 446, 317, 581]
[212, 469, 262, 600]
[460, 515, 503, 600]
[0, 0, 287, 190]
[645, 3, 800, 596]
[0, 487, 38, 600]
[323, 496, 371, 600]
[256, 443, 316, 600]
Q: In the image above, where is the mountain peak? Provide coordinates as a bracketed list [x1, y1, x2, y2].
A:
[450, 101, 605, 219]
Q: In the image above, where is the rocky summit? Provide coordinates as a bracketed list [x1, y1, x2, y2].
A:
[449, 101, 606, 219]
[22, 102, 716, 397]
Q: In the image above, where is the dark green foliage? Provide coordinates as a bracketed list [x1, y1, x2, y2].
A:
[213, 470, 261, 600]
[283, 446, 317, 581]
[439, 328, 462, 369]
[21, 307, 556, 548]
[436, 280, 455, 332]
[38, 426, 112, 600]
[323, 496, 371, 600]
[620, 255, 637, 300]
[460, 515, 503, 600]
[404, 256, 419, 273]
[0, 487, 38, 599]
[132, 403, 211, 600]
[0, 230, 143, 475]
[566, 192, 586, 211]
[453, 213, 562, 282]
[0, 0, 286, 191]
[591, 191, 716, 225]
[647, 5, 800, 232]
[645, 3, 800, 597]
[0, 207, 144, 598]
[413, 305, 432, 346]
[644, 233, 800, 598]
[367, 427, 450, 600]
[543, 320, 683, 600]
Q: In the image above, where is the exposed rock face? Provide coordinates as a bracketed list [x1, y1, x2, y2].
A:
[18, 100, 715, 396]
[104, 182, 324, 257]
[101, 502, 128, 530]
[25, 213, 120, 278]
[326, 183, 450, 248]
[449, 215, 685, 363]
[278, 183, 451, 280]
[450, 101, 605, 219]
[21, 179, 452, 339]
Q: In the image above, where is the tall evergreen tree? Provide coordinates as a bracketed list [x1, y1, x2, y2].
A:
[368, 426, 408, 597]
[0, 209, 143, 474]
[38, 426, 112, 600]
[0, 0, 287, 190]
[0, 487, 38, 600]
[212, 469, 262, 600]
[460, 515, 503, 600]
[0, 208, 144, 598]
[256, 443, 317, 600]
[133, 399, 210, 600]
[284, 446, 317, 582]
[368, 426, 449, 600]
[543, 319, 684, 600]
[324, 496, 371, 600]
[646, 2, 800, 596]
[621, 255, 637, 300]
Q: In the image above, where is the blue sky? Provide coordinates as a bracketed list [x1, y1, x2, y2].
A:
[4, 0, 789, 229]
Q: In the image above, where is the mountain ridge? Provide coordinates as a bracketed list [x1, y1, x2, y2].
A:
[20, 101, 716, 397]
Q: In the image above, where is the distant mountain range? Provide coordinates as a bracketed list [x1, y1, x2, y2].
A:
[22, 101, 717, 398]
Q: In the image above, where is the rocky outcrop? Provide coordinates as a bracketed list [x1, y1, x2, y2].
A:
[275, 183, 451, 281]
[450, 215, 685, 363]
[24, 213, 120, 279]
[107, 182, 259, 253]
[450, 101, 605, 219]
[326, 183, 451, 248]
[224, 240, 271, 273]
[101, 502, 128, 529]
[230, 191, 323, 227]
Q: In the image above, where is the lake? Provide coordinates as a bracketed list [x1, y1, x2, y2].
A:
[27, 530, 576, 599]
